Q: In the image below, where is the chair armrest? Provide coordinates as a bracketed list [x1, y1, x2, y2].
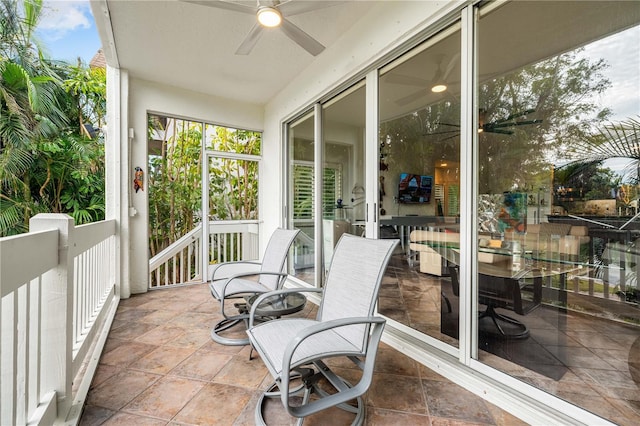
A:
[210, 260, 262, 281]
[248, 287, 323, 328]
[280, 316, 386, 415]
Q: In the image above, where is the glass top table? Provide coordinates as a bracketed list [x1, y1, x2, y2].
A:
[416, 240, 588, 280]
[246, 292, 307, 317]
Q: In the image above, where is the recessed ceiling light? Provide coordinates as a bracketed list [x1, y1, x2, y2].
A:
[431, 84, 447, 93]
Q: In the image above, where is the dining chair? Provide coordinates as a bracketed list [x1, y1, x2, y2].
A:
[209, 227, 300, 345]
[247, 234, 399, 425]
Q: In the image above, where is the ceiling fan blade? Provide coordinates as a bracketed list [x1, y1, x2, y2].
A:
[489, 119, 543, 129]
[385, 73, 430, 87]
[280, 17, 325, 56]
[442, 52, 460, 81]
[235, 23, 264, 55]
[427, 133, 460, 143]
[183, 0, 255, 14]
[503, 108, 536, 121]
[483, 128, 514, 135]
[424, 130, 461, 136]
[395, 89, 426, 106]
[277, 0, 344, 16]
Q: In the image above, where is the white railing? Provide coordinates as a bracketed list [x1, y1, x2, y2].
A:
[149, 220, 260, 288]
[149, 225, 203, 288]
[0, 214, 118, 425]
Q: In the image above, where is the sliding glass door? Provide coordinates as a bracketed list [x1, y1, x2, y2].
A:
[283, 2, 639, 422]
[287, 83, 367, 286]
[474, 2, 640, 422]
[321, 82, 366, 275]
[377, 23, 462, 348]
[288, 112, 316, 285]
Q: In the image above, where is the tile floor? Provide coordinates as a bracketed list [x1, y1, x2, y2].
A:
[80, 282, 526, 426]
[377, 255, 640, 426]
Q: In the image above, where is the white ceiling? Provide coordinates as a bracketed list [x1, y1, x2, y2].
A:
[94, 0, 377, 106]
[93, 0, 639, 121]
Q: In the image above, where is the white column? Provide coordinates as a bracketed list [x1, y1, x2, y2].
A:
[106, 65, 130, 298]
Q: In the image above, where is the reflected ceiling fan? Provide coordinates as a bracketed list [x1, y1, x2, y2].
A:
[425, 109, 543, 140]
[186, 0, 341, 56]
[386, 53, 460, 106]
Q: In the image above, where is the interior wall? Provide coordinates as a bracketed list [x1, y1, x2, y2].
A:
[126, 78, 263, 294]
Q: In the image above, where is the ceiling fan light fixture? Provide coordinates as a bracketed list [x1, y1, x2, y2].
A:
[257, 7, 282, 27]
[431, 83, 447, 93]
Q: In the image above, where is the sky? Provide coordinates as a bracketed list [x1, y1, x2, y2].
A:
[36, 0, 101, 64]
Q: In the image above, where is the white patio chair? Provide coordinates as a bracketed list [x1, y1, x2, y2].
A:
[247, 234, 399, 425]
[209, 227, 300, 345]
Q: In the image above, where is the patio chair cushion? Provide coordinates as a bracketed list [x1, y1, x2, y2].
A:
[209, 277, 267, 300]
[248, 318, 362, 377]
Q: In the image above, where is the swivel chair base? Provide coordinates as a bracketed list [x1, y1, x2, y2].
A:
[254, 364, 365, 426]
[479, 305, 529, 340]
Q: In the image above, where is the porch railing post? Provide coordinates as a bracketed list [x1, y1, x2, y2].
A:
[29, 213, 74, 417]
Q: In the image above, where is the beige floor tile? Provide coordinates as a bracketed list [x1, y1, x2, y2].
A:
[87, 369, 162, 411]
[170, 349, 233, 381]
[123, 376, 206, 420]
[213, 354, 269, 388]
[84, 276, 591, 426]
[367, 373, 427, 414]
[102, 412, 168, 425]
[99, 341, 157, 367]
[129, 345, 196, 375]
[172, 382, 253, 425]
[366, 407, 431, 425]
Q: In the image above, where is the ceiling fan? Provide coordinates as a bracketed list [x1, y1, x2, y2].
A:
[186, 1, 341, 56]
[425, 109, 543, 140]
[385, 53, 460, 106]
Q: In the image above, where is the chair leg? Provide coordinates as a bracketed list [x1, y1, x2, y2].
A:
[211, 298, 254, 346]
[254, 371, 309, 426]
[442, 291, 452, 313]
[211, 303, 252, 345]
[255, 366, 366, 426]
[211, 317, 251, 346]
[479, 305, 529, 340]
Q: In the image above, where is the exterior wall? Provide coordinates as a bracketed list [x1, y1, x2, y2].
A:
[261, 1, 456, 234]
[122, 2, 457, 294]
[126, 79, 263, 294]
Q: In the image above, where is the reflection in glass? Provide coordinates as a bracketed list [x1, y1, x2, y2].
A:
[289, 113, 316, 285]
[377, 24, 462, 348]
[476, 2, 639, 423]
[322, 83, 365, 275]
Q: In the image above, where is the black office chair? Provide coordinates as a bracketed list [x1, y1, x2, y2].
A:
[448, 265, 531, 340]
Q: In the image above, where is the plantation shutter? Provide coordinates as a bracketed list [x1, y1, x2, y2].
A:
[293, 163, 342, 220]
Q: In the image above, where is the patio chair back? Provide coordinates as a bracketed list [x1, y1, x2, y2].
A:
[259, 228, 300, 290]
[318, 234, 398, 352]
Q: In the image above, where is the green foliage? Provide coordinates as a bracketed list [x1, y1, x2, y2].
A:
[148, 118, 203, 257]
[147, 117, 261, 257]
[476, 51, 611, 194]
[0, 0, 106, 236]
[63, 64, 106, 135]
[208, 127, 260, 221]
